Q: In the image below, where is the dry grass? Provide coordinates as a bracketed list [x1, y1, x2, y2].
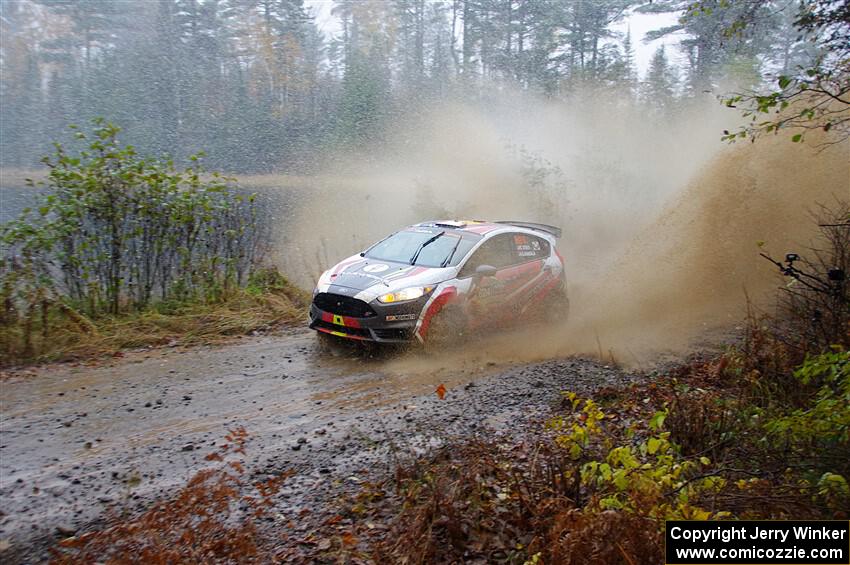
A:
[1, 283, 309, 368]
[368, 432, 667, 564]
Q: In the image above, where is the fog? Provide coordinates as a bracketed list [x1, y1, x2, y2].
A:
[277, 90, 849, 367]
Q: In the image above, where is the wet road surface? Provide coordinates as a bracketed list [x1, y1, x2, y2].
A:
[0, 330, 636, 562]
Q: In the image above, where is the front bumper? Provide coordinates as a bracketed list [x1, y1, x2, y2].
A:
[308, 294, 430, 343]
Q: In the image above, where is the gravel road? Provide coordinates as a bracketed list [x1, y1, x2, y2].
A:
[0, 329, 639, 563]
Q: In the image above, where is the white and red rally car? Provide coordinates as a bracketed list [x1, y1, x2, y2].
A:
[309, 220, 568, 346]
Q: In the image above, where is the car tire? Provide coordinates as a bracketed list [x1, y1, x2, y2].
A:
[423, 306, 466, 353]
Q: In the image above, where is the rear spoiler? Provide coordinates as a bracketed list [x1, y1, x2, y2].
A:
[496, 221, 562, 239]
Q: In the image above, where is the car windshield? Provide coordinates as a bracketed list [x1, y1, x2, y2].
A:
[365, 230, 478, 268]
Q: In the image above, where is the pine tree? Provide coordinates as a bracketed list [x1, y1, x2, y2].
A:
[620, 25, 637, 95]
[641, 45, 678, 113]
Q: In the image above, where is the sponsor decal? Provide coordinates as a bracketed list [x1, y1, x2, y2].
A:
[386, 313, 417, 321]
[363, 263, 390, 273]
[473, 278, 506, 301]
[514, 237, 542, 257]
[337, 271, 388, 285]
[332, 258, 366, 276]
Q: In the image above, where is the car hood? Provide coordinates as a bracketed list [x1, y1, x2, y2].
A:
[318, 255, 455, 302]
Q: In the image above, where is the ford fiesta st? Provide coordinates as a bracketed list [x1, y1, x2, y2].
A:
[309, 220, 568, 347]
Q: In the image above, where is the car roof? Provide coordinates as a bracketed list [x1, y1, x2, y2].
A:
[413, 220, 560, 238]
[413, 220, 502, 235]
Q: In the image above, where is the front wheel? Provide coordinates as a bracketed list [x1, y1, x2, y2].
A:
[423, 306, 466, 353]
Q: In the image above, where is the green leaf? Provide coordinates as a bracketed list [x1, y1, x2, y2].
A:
[647, 437, 661, 455]
[613, 470, 629, 490]
[649, 409, 667, 432]
[791, 134, 803, 143]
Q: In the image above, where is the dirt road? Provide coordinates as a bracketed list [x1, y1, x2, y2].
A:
[0, 330, 637, 562]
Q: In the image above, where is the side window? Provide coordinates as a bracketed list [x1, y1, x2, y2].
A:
[511, 233, 550, 262]
[459, 234, 514, 277]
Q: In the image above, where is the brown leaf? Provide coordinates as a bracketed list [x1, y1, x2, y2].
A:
[435, 383, 447, 400]
[58, 537, 81, 548]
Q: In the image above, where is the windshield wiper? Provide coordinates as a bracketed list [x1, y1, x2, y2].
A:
[441, 236, 462, 268]
[409, 231, 445, 265]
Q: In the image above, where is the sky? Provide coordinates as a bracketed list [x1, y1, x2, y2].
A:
[614, 10, 685, 77]
[305, 0, 685, 80]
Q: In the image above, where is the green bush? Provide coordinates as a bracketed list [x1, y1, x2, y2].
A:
[765, 348, 850, 481]
[1, 119, 269, 362]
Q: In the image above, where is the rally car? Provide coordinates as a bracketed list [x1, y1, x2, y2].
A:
[309, 220, 568, 347]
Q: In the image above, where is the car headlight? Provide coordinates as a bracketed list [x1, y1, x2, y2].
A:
[377, 286, 433, 304]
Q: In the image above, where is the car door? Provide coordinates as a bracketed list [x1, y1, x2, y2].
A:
[459, 234, 513, 323]
[459, 232, 535, 325]
[502, 232, 551, 313]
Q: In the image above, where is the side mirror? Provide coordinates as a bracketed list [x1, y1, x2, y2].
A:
[475, 264, 498, 278]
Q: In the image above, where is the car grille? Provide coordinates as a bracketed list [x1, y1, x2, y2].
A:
[313, 292, 376, 318]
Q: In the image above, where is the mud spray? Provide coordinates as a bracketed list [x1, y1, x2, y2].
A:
[279, 90, 849, 371]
